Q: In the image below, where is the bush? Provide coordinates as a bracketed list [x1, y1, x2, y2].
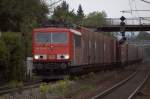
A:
[42, 79, 71, 97]
[40, 83, 49, 99]
[88, 72, 96, 79]
[40, 83, 49, 94]
[53, 80, 70, 96]
[8, 80, 23, 88]
[0, 40, 9, 80]
[0, 32, 25, 81]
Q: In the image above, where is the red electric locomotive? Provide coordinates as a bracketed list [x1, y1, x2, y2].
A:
[32, 28, 83, 78]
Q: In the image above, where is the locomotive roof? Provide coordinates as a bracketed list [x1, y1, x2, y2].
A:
[33, 27, 81, 36]
[33, 27, 69, 32]
[69, 29, 81, 35]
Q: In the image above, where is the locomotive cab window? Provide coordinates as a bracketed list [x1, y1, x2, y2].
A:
[51, 32, 68, 44]
[74, 34, 81, 47]
[35, 32, 68, 44]
[36, 33, 50, 43]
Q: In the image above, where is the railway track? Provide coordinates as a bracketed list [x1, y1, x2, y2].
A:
[0, 80, 42, 95]
[91, 71, 149, 99]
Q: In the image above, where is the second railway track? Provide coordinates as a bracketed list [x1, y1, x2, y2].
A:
[0, 80, 42, 95]
[91, 70, 149, 99]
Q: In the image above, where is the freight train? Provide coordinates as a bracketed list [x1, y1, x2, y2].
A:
[32, 26, 143, 79]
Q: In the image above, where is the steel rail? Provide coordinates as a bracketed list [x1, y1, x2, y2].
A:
[91, 71, 137, 99]
[128, 72, 149, 99]
[0, 80, 42, 95]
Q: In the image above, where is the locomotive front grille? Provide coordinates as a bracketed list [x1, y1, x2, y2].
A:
[48, 55, 56, 59]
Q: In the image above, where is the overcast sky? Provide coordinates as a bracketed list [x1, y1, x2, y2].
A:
[65, 0, 150, 18]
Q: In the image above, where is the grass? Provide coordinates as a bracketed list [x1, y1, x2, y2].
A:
[39, 77, 71, 98]
[8, 80, 23, 88]
[40, 83, 49, 99]
[52, 79, 70, 96]
[38, 73, 100, 98]
[88, 72, 96, 79]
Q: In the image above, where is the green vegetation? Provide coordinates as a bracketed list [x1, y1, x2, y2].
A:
[0, 0, 49, 32]
[136, 31, 150, 40]
[129, 31, 150, 41]
[0, 32, 25, 81]
[51, 1, 111, 36]
[76, 4, 85, 25]
[39, 78, 71, 98]
[145, 47, 150, 59]
[88, 72, 96, 79]
[0, 0, 49, 82]
[53, 80, 70, 96]
[0, 40, 9, 80]
[39, 74, 99, 98]
[52, 1, 77, 23]
[40, 83, 49, 99]
[82, 11, 107, 27]
[8, 80, 23, 88]
[51, 1, 107, 27]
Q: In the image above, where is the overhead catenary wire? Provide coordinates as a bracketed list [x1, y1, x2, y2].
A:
[120, 0, 150, 26]
[141, 0, 150, 4]
[132, 0, 140, 17]
[48, 0, 62, 8]
[129, 0, 133, 14]
[140, 17, 150, 21]
[128, 0, 138, 25]
[121, 9, 150, 12]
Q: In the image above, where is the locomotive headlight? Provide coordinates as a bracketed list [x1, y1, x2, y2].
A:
[64, 54, 69, 59]
[34, 55, 39, 59]
[57, 54, 69, 59]
[34, 55, 47, 59]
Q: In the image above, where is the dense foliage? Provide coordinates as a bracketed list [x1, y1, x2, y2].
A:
[51, 1, 107, 27]
[136, 32, 150, 59]
[82, 11, 107, 27]
[0, 0, 49, 81]
[136, 32, 150, 40]
[76, 4, 85, 25]
[52, 1, 77, 23]
[0, 0, 49, 32]
[0, 32, 25, 81]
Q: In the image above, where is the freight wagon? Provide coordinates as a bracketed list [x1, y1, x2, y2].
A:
[119, 43, 143, 66]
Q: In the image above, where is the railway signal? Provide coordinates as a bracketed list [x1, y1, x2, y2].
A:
[120, 16, 126, 21]
[120, 16, 126, 44]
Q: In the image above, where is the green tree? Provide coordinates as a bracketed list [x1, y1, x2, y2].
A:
[0, 0, 49, 32]
[0, 40, 9, 80]
[82, 11, 107, 27]
[136, 32, 150, 40]
[0, 0, 50, 57]
[77, 4, 84, 25]
[52, 1, 77, 23]
[1, 32, 25, 81]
